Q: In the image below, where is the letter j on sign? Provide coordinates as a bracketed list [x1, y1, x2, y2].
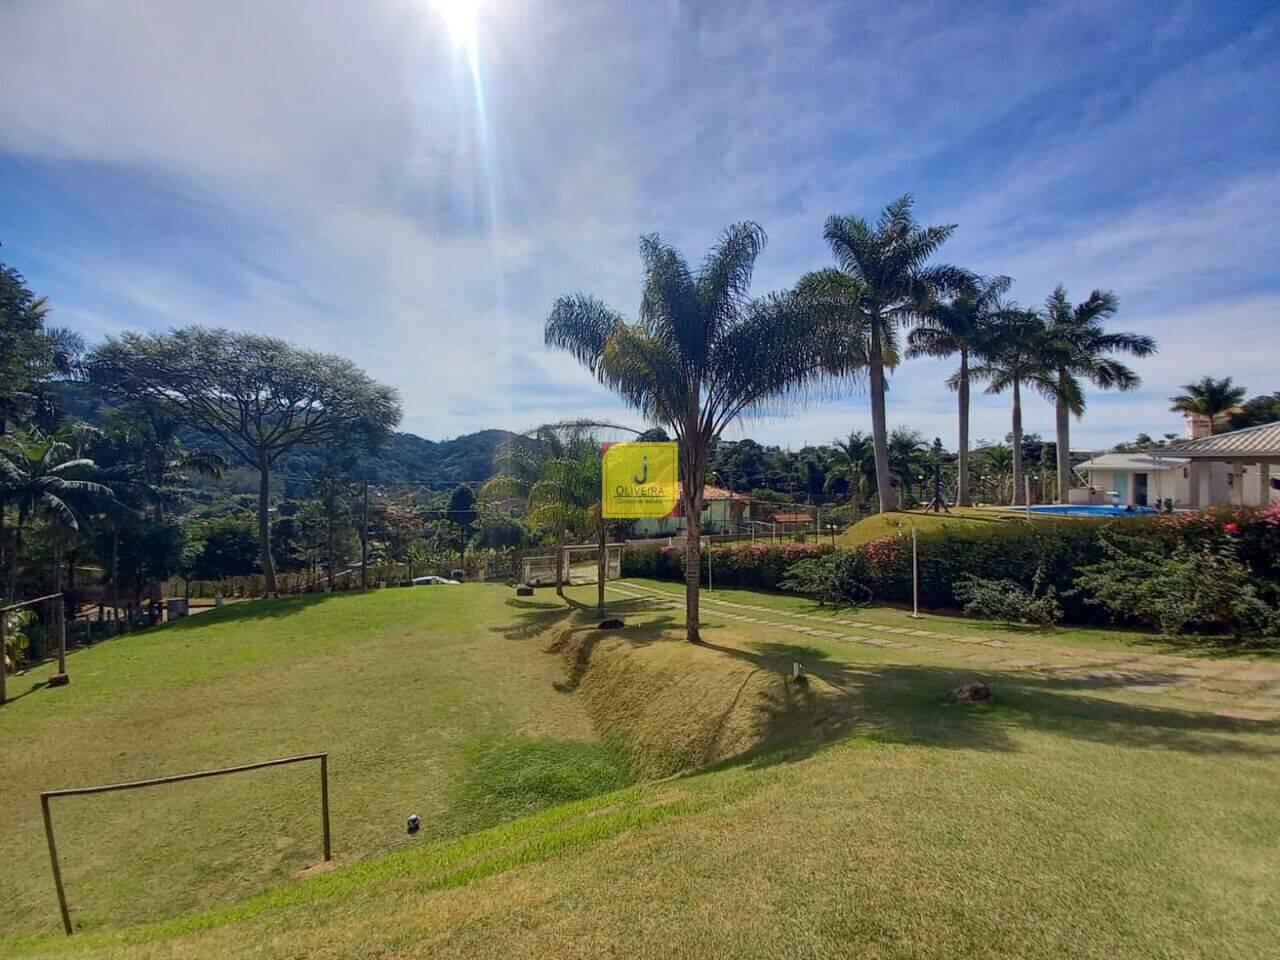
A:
[602, 442, 679, 518]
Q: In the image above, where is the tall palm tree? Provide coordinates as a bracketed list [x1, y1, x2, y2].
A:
[907, 274, 1010, 506]
[546, 222, 863, 642]
[827, 430, 876, 515]
[799, 196, 964, 513]
[970, 311, 1073, 506]
[1170, 376, 1247, 436]
[1043, 286, 1155, 502]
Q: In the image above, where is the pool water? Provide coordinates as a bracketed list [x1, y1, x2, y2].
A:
[1028, 504, 1158, 516]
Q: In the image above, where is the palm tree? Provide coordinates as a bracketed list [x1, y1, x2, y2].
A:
[525, 451, 600, 597]
[1170, 376, 1247, 436]
[546, 222, 863, 642]
[799, 195, 964, 513]
[907, 275, 1010, 506]
[970, 311, 1073, 506]
[1043, 286, 1155, 502]
[827, 430, 876, 515]
[0, 429, 113, 600]
[887, 428, 929, 506]
[972, 443, 1014, 503]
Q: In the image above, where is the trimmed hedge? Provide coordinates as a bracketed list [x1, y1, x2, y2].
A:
[623, 542, 831, 590]
[624, 505, 1280, 628]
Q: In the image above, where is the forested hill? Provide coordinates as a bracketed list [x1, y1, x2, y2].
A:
[52, 382, 524, 487]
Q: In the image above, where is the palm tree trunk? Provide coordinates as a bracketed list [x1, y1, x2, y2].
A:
[555, 529, 565, 597]
[683, 485, 703, 643]
[956, 348, 972, 507]
[1011, 377, 1025, 506]
[1055, 370, 1071, 504]
[869, 323, 896, 512]
[256, 457, 278, 596]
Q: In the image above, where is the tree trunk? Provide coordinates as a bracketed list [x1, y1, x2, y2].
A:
[555, 529, 565, 597]
[256, 458, 278, 596]
[1011, 378, 1025, 506]
[1055, 370, 1071, 503]
[868, 322, 896, 512]
[596, 514, 606, 617]
[956, 348, 972, 507]
[683, 485, 703, 643]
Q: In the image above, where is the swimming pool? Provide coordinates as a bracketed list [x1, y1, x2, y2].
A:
[1028, 504, 1158, 517]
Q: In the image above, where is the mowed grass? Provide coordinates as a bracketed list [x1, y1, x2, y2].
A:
[835, 506, 1061, 547]
[0, 586, 627, 936]
[4, 581, 1279, 958]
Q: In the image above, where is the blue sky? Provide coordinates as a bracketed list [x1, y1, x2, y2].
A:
[2, 0, 1277, 449]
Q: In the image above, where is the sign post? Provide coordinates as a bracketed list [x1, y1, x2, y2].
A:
[600, 442, 679, 615]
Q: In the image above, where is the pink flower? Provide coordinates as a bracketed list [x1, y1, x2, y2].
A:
[1224, 522, 1240, 535]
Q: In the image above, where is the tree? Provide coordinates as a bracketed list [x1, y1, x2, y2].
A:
[0, 429, 113, 602]
[526, 452, 600, 596]
[1044, 286, 1154, 502]
[799, 195, 964, 513]
[1231, 391, 1280, 430]
[1170, 376, 1247, 435]
[887, 428, 928, 506]
[190, 519, 260, 579]
[87, 327, 401, 594]
[546, 222, 861, 641]
[971, 310, 1071, 505]
[828, 430, 876, 514]
[907, 274, 1010, 506]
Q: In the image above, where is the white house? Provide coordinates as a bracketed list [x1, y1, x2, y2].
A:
[1075, 421, 1280, 508]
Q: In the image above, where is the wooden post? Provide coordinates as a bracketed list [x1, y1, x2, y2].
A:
[360, 481, 370, 591]
[41, 795, 73, 935]
[56, 595, 67, 678]
[320, 753, 332, 862]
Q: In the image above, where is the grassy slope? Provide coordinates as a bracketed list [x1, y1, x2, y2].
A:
[835, 507, 1016, 547]
[5, 584, 1279, 958]
[0, 586, 626, 936]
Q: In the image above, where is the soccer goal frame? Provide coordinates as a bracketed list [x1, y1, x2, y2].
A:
[520, 544, 623, 587]
[40, 753, 331, 935]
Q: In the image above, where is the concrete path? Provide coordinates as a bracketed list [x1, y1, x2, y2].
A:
[607, 581, 1280, 723]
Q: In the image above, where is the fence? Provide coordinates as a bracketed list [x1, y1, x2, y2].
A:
[1, 592, 66, 706]
[40, 752, 331, 935]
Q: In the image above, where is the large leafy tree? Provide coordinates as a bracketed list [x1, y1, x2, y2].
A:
[546, 222, 861, 642]
[907, 274, 1010, 506]
[87, 327, 401, 594]
[971, 310, 1074, 505]
[1169, 376, 1247, 436]
[1043, 286, 1155, 502]
[799, 196, 964, 513]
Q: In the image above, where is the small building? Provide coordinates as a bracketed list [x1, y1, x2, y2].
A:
[1076, 422, 1280, 508]
[768, 510, 814, 533]
[631, 483, 749, 537]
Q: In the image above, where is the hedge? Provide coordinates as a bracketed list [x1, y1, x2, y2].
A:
[623, 505, 1280, 627]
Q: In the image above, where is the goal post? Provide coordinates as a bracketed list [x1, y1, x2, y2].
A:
[520, 544, 623, 587]
[40, 753, 331, 935]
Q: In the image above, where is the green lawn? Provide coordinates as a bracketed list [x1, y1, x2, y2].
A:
[834, 506, 1083, 548]
[2, 582, 1277, 958]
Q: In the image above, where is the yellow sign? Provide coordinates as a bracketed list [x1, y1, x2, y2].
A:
[602, 442, 679, 518]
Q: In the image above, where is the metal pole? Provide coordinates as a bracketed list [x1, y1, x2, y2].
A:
[1025, 476, 1033, 522]
[42, 795, 73, 935]
[707, 540, 713, 592]
[320, 753, 332, 862]
[360, 481, 370, 591]
[596, 514, 606, 617]
[910, 525, 921, 619]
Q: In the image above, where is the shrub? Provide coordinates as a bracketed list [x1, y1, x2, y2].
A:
[622, 541, 829, 589]
[779, 552, 873, 606]
[3, 609, 34, 672]
[1074, 532, 1279, 644]
[953, 570, 1062, 626]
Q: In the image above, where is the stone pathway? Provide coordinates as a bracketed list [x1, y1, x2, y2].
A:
[606, 582, 1280, 723]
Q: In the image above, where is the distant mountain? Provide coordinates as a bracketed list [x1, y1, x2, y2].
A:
[53, 381, 525, 490]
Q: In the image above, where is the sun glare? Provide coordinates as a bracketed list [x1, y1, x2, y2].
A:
[432, 0, 483, 48]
